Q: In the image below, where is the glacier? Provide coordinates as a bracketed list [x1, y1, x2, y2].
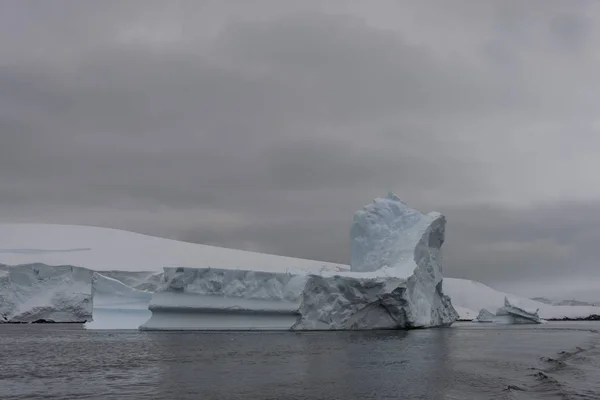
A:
[0, 223, 346, 273]
[141, 193, 459, 331]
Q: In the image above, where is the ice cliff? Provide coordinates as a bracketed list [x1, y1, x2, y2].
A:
[141, 193, 459, 330]
[0, 263, 159, 325]
[0, 263, 92, 323]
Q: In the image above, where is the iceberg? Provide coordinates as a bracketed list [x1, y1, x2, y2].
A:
[141, 193, 459, 331]
[475, 308, 496, 323]
[0, 223, 346, 326]
[443, 279, 600, 321]
[3, 212, 600, 326]
[84, 273, 155, 330]
[495, 297, 544, 324]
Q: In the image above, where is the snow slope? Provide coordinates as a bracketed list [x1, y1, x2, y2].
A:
[0, 224, 348, 273]
[444, 278, 600, 320]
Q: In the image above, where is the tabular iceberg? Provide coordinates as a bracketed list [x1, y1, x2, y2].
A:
[140, 193, 459, 331]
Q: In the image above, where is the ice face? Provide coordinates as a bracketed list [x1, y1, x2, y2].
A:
[350, 192, 437, 275]
[139, 267, 308, 330]
[84, 273, 154, 330]
[348, 193, 458, 328]
[0, 263, 161, 325]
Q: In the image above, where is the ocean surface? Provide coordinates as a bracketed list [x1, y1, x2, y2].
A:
[0, 322, 598, 400]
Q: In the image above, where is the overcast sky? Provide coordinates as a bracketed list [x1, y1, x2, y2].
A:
[1, 0, 599, 300]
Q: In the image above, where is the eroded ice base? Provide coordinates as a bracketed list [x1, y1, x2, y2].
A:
[139, 267, 307, 330]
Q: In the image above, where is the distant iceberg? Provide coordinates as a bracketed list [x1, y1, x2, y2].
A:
[475, 309, 495, 323]
[494, 297, 544, 324]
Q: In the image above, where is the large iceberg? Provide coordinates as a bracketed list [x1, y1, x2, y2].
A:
[141, 193, 459, 331]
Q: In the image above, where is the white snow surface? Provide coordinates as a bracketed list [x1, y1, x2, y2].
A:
[0, 223, 347, 273]
[142, 193, 459, 331]
[444, 278, 600, 320]
[84, 273, 154, 330]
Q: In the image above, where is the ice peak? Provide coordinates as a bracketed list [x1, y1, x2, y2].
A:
[350, 193, 442, 274]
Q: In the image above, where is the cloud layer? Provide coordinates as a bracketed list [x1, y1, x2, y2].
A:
[2, 0, 600, 299]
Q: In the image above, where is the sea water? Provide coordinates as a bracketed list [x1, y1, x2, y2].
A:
[0, 322, 598, 399]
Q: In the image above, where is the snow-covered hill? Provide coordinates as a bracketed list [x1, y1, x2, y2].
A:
[0, 224, 347, 273]
[443, 278, 600, 320]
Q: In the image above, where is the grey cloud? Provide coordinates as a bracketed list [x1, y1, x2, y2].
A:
[1, 1, 600, 299]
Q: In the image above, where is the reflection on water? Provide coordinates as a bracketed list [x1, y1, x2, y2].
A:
[0, 323, 597, 399]
[149, 329, 451, 399]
